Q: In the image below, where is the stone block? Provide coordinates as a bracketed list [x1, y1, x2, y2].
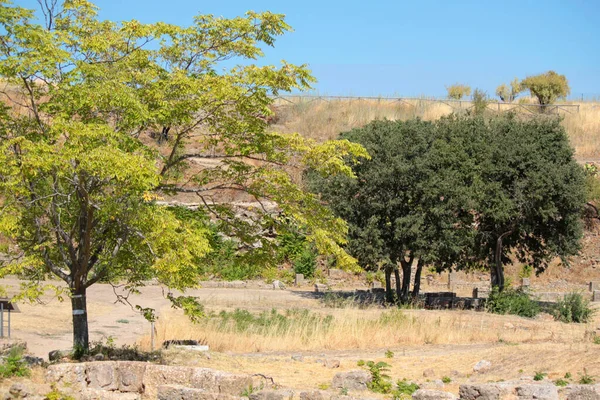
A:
[249, 389, 295, 400]
[472, 288, 490, 299]
[590, 281, 600, 292]
[560, 384, 600, 399]
[332, 370, 372, 391]
[521, 277, 531, 287]
[86, 361, 118, 391]
[46, 363, 87, 391]
[515, 383, 558, 399]
[80, 388, 141, 400]
[372, 280, 382, 289]
[144, 365, 192, 398]
[314, 283, 328, 293]
[412, 389, 457, 400]
[594, 290, 600, 302]
[158, 384, 239, 400]
[116, 361, 146, 393]
[295, 274, 305, 286]
[299, 390, 328, 400]
[459, 382, 514, 399]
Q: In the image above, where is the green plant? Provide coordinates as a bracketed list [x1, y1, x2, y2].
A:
[357, 359, 365, 367]
[116, 319, 129, 324]
[579, 369, 595, 384]
[44, 384, 76, 400]
[565, 372, 572, 379]
[385, 349, 394, 359]
[293, 246, 317, 279]
[533, 371, 547, 381]
[553, 292, 595, 323]
[554, 379, 569, 387]
[495, 78, 523, 102]
[0, 347, 30, 378]
[470, 88, 489, 116]
[441, 376, 452, 384]
[339, 387, 349, 396]
[393, 379, 420, 398]
[593, 335, 600, 345]
[317, 382, 330, 390]
[486, 288, 540, 318]
[362, 361, 392, 394]
[519, 264, 533, 279]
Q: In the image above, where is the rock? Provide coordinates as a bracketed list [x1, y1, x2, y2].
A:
[272, 280, 286, 290]
[46, 363, 87, 391]
[516, 383, 558, 399]
[423, 368, 435, 378]
[8, 383, 28, 397]
[299, 390, 328, 400]
[116, 361, 146, 393]
[473, 360, 492, 373]
[412, 389, 458, 399]
[86, 361, 118, 391]
[329, 269, 346, 279]
[225, 280, 247, 288]
[249, 389, 295, 400]
[157, 384, 239, 400]
[325, 359, 340, 369]
[23, 355, 44, 366]
[291, 354, 304, 362]
[189, 367, 252, 395]
[332, 370, 372, 391]
[80, 388, 141, 400]
[93, 353, 104, 361]
[314, 283, 328, 293]
[451, 370, 465, 378]
[420, 380, 444, 389]
[559, 384, 600, 399]
[459, 382, 514, 399]
[144, 365, 192, 398]
[48, 349, 69, 362]
[503, 322, 515, 330]
[295, 274, 305, 286]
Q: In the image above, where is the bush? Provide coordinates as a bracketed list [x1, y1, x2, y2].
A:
[486, 288, 540, 318]
[293, 246, 317, 279]
[363, 361, 392, 394]
[446, 84, 471, 100]
[553, 292, 595, 323]
[393, 379, 420, 398]
[521, 70, 570, 107]
[0, 347, 30, 378]
[470, 88, 489, 116]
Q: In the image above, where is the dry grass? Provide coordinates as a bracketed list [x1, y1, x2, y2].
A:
[138, 305, 597, 354]
[271, 97, 600, 160]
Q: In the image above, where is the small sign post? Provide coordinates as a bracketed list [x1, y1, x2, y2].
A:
[0, 299, 20, 338]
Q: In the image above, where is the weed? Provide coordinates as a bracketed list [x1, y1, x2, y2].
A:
[317, 382, 330, 390]
[593, 335, 600, 345]
[0, 347, 30, 378]
[565, 372, 572, 379]
[362, 361, 392, 394]
[116, 319, 129, 324]
[579, 369, 595, 384]
[357, 359, 365, 367]
[385, 349, 394, 359]
[339, 387, 349, 396]
[441, 376, 452, 384]
[553, 292, 595, 323]
[217, 308, 333, 336]
[533, 371, 547, 381]
[44, 384, 75, 400]
[393, 379, 420, 398]
[554, 379, 569, 387]
[486, 287, 540, 318]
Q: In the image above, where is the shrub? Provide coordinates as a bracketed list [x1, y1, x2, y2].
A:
[554, 379, 569, 387]
[441, 376, 452, 384]
[293, 246, 317, 279]
[553, 292, 595, 323]
[0, 347, 30, 378]
[495, 78, 522, 102]
[446, 84, 471, 100]
[385, 349, 394, 359]
[470, 89, 489, 116]
[521, 71, 570, 107]
[579, 369, 595, 384]
[393, 379, 420, 398]
[533, 371, 547, 381]
[363, 361, 392, 394]
[486, 288, 540, 318]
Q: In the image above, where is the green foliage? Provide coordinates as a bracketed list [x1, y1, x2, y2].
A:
[593, 335, 600, 345]
[0, 347, 30, 378]
[0, 0, 367, 351]
[533, 371, 547, 381]
[293, 246, 317, 279]
[446, 84, 472, 100]
[470, 88, 489, 116]
[339, 387, 349, 396]
[357, 359, 366, 367]
[363, 361, 393, 394]
[385, 349, 394, 359]
[554, 378, 568, 387]
[518, 265, 533, 279]
[441, 376, 452, 384]
[553, 292, 595, 323]
[521, 71, 570, 106]
[565, 372, 572, 379]
[44, 384, 76, 400]
[579, 369, 595, 384]
[495, 78, 522, 102]
[393, 379, 420, 398]
[486, 288, 540, 318]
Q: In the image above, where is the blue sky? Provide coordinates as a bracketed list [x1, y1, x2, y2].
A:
[17, 0, 600, 98]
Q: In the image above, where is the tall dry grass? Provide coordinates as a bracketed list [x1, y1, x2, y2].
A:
[271, 98, 600, 160]
[138, 306, 594, 353]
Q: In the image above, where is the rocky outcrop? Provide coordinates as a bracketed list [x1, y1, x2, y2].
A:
[331, 370, 372, 391]
[459, 381, 559, 399]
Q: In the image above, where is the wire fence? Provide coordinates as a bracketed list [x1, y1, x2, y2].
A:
[273, 95, 580, 115]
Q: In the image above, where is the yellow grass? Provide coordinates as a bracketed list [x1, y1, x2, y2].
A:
[138, 306, 596, 353]
[271, 97, 600, 160]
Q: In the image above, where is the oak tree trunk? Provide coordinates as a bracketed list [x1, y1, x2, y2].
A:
[384, 268, 394, 303]
[412, 259, 424, 298]
[71, 287, 89, 356]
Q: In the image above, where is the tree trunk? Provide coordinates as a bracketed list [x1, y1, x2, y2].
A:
[400, 259, 412, 303]
[71, 287, 89, 356]
[394, 268, 401, 303]
[384, 268, 393, 303]
[492, 232, 510, 292]
[412, 259, 424, 298]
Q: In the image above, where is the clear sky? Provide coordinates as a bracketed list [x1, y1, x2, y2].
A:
[17, 0, 600, 98]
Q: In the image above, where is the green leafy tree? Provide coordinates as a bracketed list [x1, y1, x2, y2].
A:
[495, 78, 522, 102]
[521, 71, 570, 108]
[473, 116, 585, 290]
[308, 119, 478, 302]
[446, 84, 471, 100]
[0, 0, 366, 352]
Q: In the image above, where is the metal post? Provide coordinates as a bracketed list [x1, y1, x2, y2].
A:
[1, 302, 4, 338]
[7, 309, 10, 338]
